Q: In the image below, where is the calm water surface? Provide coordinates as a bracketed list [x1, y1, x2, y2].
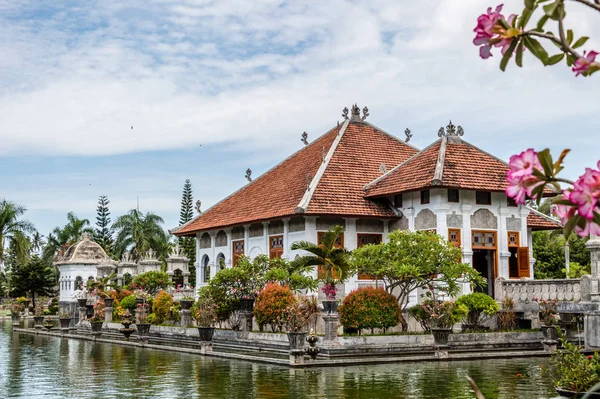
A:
[0, 322, 556, 399]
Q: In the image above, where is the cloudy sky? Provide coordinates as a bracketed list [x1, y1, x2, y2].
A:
[1, 0, 599, 236]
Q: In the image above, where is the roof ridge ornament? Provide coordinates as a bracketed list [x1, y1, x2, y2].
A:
[342, 107, 349, 120]
[301, 131, 308, 146]
[195, 200, 202, 214]
[438, 120, 464, 137]
[404, 128, 412, 143]
[245, 168, 252, 182]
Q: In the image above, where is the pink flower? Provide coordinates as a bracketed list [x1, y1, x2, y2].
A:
[553, 197, 575, 225]
[573, 50, 598, 77]
[569, 168, 600, 220]
[505, 149, 544, 204]
[508, 149, 542, 179]
[473, 5, 505, 59]
[575, 220, 600, 237]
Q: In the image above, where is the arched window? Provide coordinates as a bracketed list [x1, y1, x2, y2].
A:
[75, 276, 83, 291]
[216, 253, 226, 270]
[123, 273, 132, 286]
[173, 269, 184, 287]
[201, 255, 210, 283]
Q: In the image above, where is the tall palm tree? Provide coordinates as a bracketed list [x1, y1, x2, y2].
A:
[112, 209, 169, 261]
[30, 231, 45, 254]
[42, 212, 93, 264]
[290, 225, 351, 290]
[0, 199, 35, 267]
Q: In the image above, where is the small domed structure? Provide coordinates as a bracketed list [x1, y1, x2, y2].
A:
[55, 233, 116, 304]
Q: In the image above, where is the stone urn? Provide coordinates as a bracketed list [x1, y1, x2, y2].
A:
[240, 299, 255, 312]
[11, 314, 20, 327]
[119, 310, 135, 340]
[197, 327, 215, 342]
[431, 328, 452, 346]
[103, 298, 114, 308]
[322, 300, 338, 314]
[77, 298, 88, 308]
[287, 332, 307, 351]
[180, 300, 193, 311]
[59, 318, 72, 330]
[305, 330, 320, 360]
[90, 321, 104, 334]
[43, 318, 55, 331]
[33, 316, 45, 329]
[136, 323, 151, 339]
[541, 325, 559, 342]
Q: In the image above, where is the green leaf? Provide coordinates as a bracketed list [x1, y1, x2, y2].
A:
[525, 0, 536, 9]
[573, 36, 589, 49]
[518, 8, 534, 29]
[566, 54, 576, 67]
[537, 149, 554, 177]
[523, 36, 549, 64]
[516, 39, 524, 67]
[547, 53, 565, 65]
[537, 15, 549, 30]
[500, 39, 519, 71]
[567, 29, 573, 45]
[543, 1, 561, 20]
[563, 216, 579, 239]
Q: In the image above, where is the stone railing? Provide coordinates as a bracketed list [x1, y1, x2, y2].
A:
[494, 277, 585, 304]
[170, 288, 196, 301]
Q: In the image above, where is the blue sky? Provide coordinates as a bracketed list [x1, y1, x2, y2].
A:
[1, 0, 599, 237]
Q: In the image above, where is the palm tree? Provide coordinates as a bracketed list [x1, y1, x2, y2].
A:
[290, 225, 351, 299]
[0, 199, 35, 267]
[42, 212, 93, 264]
[30, 231, 45, 254]
[112, 209, 169, 261]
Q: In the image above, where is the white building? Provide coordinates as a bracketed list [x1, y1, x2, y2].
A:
[172, 105, 559, 301]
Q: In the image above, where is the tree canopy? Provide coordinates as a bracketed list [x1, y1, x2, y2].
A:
[112, 209, 169, 261]
[352, 230, 483, 331]
[10, 255, 55, 307]
[0, 199, 35, 267]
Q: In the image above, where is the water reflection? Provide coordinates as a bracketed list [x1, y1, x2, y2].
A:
[0, 322, 555, 399]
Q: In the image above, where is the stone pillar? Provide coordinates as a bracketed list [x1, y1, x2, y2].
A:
[282, 218, 290, 258]
[242, 311, 253, 332]
[244, 224, 250, 256]
[585, 311, 600, 350]
[104, 306, 113, 324]
[200, 342, 213, 354]
[289, 350, 305, 366]
[321, 314, 339, 347]
[78, 304, 87, 324]
[180, 309, 192, 328]
[586, 236, 600, 302]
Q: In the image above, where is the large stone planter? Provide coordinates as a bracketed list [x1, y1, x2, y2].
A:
[431, 328, 452, 345]
[33, 316, 44, 329]
[43, 318, 55, 331]
[240, 299, 254, 312]
[103, 298, 114, 308]
[197, 327, 215, 342]
[77, 298, 88, 308]
[180, 300, 193, 310]
[322, 300, 338, 314]
[541, 325, 559, 341]
[555, 388, 600, 398]
[90, 321, 103, 333]
[11, 315, 20, 327]
[287, 332, 307, 350]
[136, 323, 151, 337]
[59, 318, 71, 330]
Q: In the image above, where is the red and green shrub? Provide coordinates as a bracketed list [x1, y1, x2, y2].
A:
[338, 287, 401, 334]
[254, 283, 296, 332]
[152, 290, 174, 324]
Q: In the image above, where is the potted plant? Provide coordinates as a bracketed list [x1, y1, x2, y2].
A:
[496, 297, 518, 331]
[136, 303, 151, 339]
[89, 301, 105, 333]
[420, 299, 467, 345]
[43, 317, 55, 331]
[549, 335, 600, 398]
[535, 298, 559, 341]
[282, 301, 310, 350]
[193, 297, 217, 342]
[290, 225, 351, 314]
[10, 302, 23, 326]
[456, 292, 499, 332]
[58, 310, 72, 330]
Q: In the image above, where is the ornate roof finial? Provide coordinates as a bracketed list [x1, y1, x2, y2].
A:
[404, 128, 412, 143]
[195, 200, 202, 214]
[362, 106, 369, 121]
[81, 232, 91, 241]
[301, 131, 308, 146]
[245, 168, 252, 182]
[350, 104, 362, 122]
[438, 120, 464, 137]
[342, 107, 349, 120]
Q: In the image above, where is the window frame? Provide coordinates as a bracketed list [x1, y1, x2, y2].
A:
[475, 191, 492, 205]
[447, 189, 460, 203]
[420, 189, 430, 205]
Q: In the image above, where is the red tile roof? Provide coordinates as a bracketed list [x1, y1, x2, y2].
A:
[527, 209, 562, 231]
[174, 120, 417, 236]
[365, 137, 514, 197]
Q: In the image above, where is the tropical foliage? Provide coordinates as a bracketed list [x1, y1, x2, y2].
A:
[0, 199, 35, 267]
[338, 287, 401, 334]
[455, 292, 499, 327]
[130, 271, 172, 295]
[93, 195, 113, 255]
[112, 209, 170, 261]
[179, 179, 196, 282]
[43, 212, 93, 264]
[549, 335, 600, 393]
[352, 230, 483, 331]
[9, 255, 55, 307]
[254, 283, 296, 332]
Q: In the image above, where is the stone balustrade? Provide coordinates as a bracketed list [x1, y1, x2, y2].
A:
[171, 288, 196, 301]
[494, 277, 585, 305]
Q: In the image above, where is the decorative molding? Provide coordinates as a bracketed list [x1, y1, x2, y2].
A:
[415, 209, 437, 230]
[438, 120, 464, 137]
[288, 217, 306, 232]
[506, 216, 522, 232]
[356, 219, 384, 233]
[447, 212, 463, 228]
[471, 209, 498, 230]
[249, 223, 264, 238]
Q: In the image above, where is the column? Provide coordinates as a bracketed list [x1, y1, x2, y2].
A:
[586, 235, 600, 302]
[344, 218, 358, 292]
[263, 222, 269, 257]
[498, 207, 511, 279]
[243, 224, 250, 256]
[434, 206, 450, 238]
[305, 217, 318, 281]
[461, 204, 473, 295]
[382, 219, 389, 242]
[282, 218, 290, 258]
[225, 228, 232, 267]
[404, 208, 415, 231]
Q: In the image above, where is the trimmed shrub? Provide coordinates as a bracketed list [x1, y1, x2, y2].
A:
[456, 292, 499, 328]
[338, 287, 401, 334]
[254, 283, 296, 332]
[152, 290, 174, 323]
[131, 271, 172, 295]
[120, 295, 137, 312]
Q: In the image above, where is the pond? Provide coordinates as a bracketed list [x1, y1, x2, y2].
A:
[0, 322, 557, 399]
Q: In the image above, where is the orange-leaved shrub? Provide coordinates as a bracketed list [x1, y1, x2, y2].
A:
[338, 287, 400, 334]
[152, 290, 174, 324]
[254, 283, 295, 332]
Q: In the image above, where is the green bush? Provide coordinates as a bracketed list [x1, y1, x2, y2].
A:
[456, 292, 499, 327]
[408, 301, 432, 332]
[120, 295, 137, 312]
[338, 287, 400, 334]
[146, 313, 158, 325]
[254, 283, 296, 332]
[131, 271, 172, 295]
[152, 290, 174, 323]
